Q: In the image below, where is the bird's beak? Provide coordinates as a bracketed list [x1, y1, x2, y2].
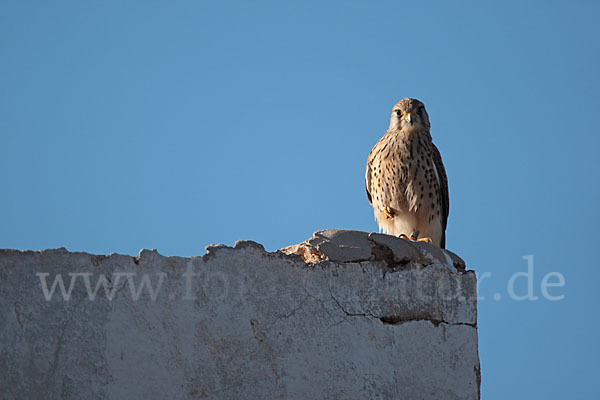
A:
[405, 113, 413, 125]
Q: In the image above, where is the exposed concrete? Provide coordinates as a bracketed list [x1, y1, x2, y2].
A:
[0, 230, 480, 399]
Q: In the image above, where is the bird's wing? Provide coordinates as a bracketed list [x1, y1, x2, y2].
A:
[365, 134, 388, 205]
[365, 158, 373, 205]
[431, 143, 449, 248]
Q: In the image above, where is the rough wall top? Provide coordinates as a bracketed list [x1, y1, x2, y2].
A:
[279, 229, 466, 271]
[201, 229, 475, 327]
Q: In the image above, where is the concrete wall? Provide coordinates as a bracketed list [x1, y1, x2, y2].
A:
[0, 230, 480, 399]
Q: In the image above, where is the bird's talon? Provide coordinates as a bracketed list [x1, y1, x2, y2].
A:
[398, 232, 430, 244]
[383, 205, 395, 219]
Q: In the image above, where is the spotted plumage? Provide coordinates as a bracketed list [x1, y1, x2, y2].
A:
[365, 98, 449, 248]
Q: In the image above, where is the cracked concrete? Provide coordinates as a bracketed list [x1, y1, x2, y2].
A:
[0, 230, 480, 399]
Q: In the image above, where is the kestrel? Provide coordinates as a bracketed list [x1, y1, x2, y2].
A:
[365, 98, 449, 248]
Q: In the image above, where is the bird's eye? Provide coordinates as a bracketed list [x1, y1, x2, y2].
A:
[395, 110, 402, 117]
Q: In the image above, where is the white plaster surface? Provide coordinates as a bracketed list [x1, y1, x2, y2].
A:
[0, 230, 480, 399]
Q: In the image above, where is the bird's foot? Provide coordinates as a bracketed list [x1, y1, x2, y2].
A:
[383, 205, 395, 219]
[399, 230, 419, 242]
[398, 230, 431, 244]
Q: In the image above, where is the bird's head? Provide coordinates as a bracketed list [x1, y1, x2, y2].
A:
[389, 98, 430, 132]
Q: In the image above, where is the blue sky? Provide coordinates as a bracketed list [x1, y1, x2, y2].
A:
[1, 0, 599, 397]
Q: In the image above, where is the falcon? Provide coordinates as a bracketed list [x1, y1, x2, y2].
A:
[365, 98, 449, 248]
